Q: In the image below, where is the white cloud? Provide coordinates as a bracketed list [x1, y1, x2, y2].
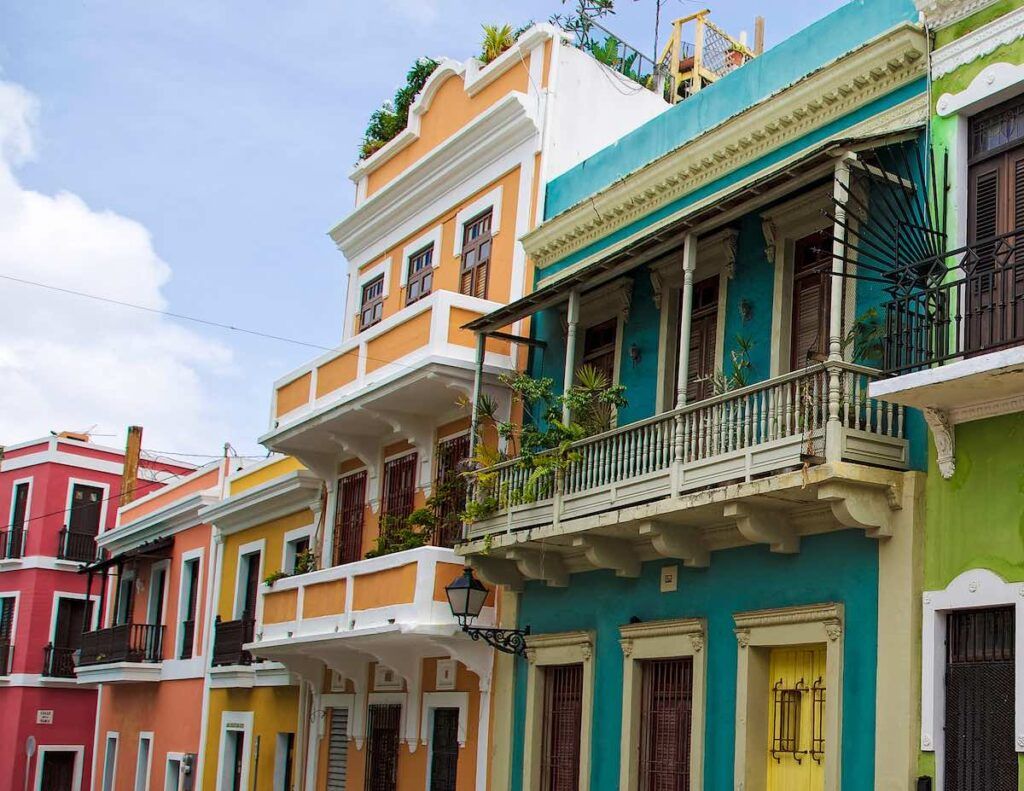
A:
[0, 78, 240, 453]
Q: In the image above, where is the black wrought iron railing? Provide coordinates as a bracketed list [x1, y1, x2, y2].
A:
[0, 528, 24, 559]
[567, 17, 664, 94]
[180, 619, 196, 659]
[78, 623, 164, 666]
[57, 528, 98, 563]
[42, 644, 77, 678]
[884, 228, 1024, 374]
[211, 616, 254, 667]
[0, 641, 12, 675]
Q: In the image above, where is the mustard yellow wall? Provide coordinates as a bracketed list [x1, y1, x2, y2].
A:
[231, 457, 306, 495]
[202, 685, 301, 791]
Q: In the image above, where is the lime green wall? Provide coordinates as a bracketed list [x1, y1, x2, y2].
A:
[934, 0, 1024, 49]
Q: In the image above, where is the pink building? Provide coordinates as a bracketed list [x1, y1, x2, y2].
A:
[0, 433, 192, 791]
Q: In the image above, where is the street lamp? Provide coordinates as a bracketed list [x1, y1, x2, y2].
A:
[445, 567, 529, 657]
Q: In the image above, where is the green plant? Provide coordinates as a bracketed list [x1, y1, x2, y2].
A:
[843, 307, 884, 364]
[707, 334, 755, 394]
[360, 57, 440, 159]
[292, 549, 316, 576]
[365, 514, 429, 558]
[480, 24, 515, 64]
[264, 570, 288, 587]
[552, 0, 615, 48]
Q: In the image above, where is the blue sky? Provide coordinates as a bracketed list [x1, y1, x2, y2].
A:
[0, 0, 846, 462]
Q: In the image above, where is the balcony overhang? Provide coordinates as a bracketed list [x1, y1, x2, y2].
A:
[207, 661, 292, 689]
[74, 661, 163, 684]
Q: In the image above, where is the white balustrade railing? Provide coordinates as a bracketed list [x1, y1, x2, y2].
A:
[469, 362, 904, 521]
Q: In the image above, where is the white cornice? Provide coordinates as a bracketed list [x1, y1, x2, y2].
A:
[523, 24, 927, 272]
[331, 93, 540, 263]
[914, 0, 1000, 29]
[931, 5, 1024, 78]
[200, 470, 322, 536]
[100, 491, 219, 553]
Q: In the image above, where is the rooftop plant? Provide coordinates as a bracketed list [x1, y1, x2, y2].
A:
[359, 57, 440, 160]
[479, 24, 515, 64]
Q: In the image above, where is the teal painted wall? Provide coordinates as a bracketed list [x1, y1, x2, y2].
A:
[722, 215, 773, 383]
[544, 0, 920, 220]
[509, 530, 880, 790]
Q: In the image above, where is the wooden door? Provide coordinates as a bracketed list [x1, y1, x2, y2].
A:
[686, 276, 719, 402]
[39, 751, 77, 791]
[581, 318, 618, 384]
[429, 708, 460, 791]
[790, 231, 832, 371]
[365, 704, 401, 791]
[334, 472, 367, 566]
[54, 598, 91, 649]
[541, 663, 584, 791]
[68, 484, 104, 536]
[766, 645, 826, 791]
[242, 553, 260, 621]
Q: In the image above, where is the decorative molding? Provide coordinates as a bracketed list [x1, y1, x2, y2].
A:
[573, 536, 640, 578]
[761, 218, 777, 264]
[923, 407, 956, 479]
[949, 394, 1024, 424]
[817, 479, 901, 539]
[522, 25, 927, 271]
[918, 0, 1010, 39]
[735, 629, 750, 648]
[721, 229, 739, 279]
[619, 617, 703, 648]
[932, 7, 1024, 79]
[733, 602, 843, 632]
[524, 630, 595, 665]
[938, 60, 1024, 117]
[724, 502, 799, 554]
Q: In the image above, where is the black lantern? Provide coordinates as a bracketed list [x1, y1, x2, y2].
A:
[444, 567, 529, 657]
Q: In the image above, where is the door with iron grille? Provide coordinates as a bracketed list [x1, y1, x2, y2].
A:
[766, 645, 826, 791]
[541, 663, 584, 791]
[381, 454, 417, 539]
[429, 707, 460, 791]
[639, 657, 693, 791]
[365, 703, 401, 791]
[434, 435, 469, 548]
[333, 472, 366, 566]
[944, 606, 1016, 791]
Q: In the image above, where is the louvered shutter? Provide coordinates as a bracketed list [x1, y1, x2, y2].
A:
[790, 231, 831, 371]
[326, 709, 348, 791]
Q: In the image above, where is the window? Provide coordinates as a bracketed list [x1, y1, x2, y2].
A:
[217, 713, 253, 791]
[101, 735, 118, 791]
[275, 733, 297, 791]
[433, 434, 470, 548]
[225, 731, 245, 791]
[638, 658, 693, 791]
[541, 664, 584, 791]
[147, 564, 168, 626]
[0, 596, 15, 675]
[680, 276, 720, 403]
[459, 210, 492, 299]
[581, 319, 618, 384]
[10, 481, 29, 530]
[68, 483, 104, 536]
[48, 597, 92, 677]
[381, 453, 417, 529]
[236, 551, 262, 621]
[790, 229, 832, 370]
[406, 245, 434, 305]
[429, 707, 461, 791]
[333, 472, 367, 567]
[359, 275, 385, 331]
[365, 704, 401, 791]
[135, 733, 153, 791]
[324, 711, 346, 791]
[284, 533, 311, 574]
[114, 573, 134, 626]
[179, 557, 201, 659]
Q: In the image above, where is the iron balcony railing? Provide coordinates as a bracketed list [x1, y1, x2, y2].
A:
[0, 641, 12, 675]
[42, 644, 77, 678]
[468, 362, 903, 530]
[57, 528, 98, 563]
[211, 616, 254, 667]
[0, 528, 24, 559]
[884, 228, 1024, 374]
[78, 623, 164, 666]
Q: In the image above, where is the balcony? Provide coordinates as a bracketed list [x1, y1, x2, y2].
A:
[0, 528, 24, 560]
[75, 623, 164, 684]
[261, 290, 514, 461]
[57, 528, 98, 563]
[42, 645, 77, 679]
[211, 617, 253, 667]
[460, 362, 910, 582]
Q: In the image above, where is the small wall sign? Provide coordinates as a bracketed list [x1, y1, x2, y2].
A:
[36, 710, 54, 725]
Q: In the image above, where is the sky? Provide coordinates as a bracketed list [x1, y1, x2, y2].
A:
[0, 0, 847, 463]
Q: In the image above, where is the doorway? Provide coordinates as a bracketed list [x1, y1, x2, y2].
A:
[39, 750, 79, 791]
[765, 645, 826, 791]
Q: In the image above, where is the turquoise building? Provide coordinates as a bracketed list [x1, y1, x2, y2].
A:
[459, 1, 935, 789]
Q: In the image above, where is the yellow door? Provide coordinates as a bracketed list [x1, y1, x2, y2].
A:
[766, 645, 826, 791]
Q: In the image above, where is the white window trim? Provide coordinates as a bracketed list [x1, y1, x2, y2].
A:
[281, 524, 315, 574]
[65, 478, 111, 536]
[48, 591, 101, 647]
[34, 745, 85, 791]
[733, 603, 844, 791]
[174, 549, 204, 659]
[233, 539, 266, 620]
[921, 568, 1024, 791]
[134, 732, 154, 791]
[400, 226, 443, 288]
[8, 476, 32, 531]
[0, 590, 21, 675]
[215, 711, 254, 791]
[420, 690, 469, 747]
[146, 560, 170, 628]
[453, 185, 503, 257]
[101, 732, 119, 791]
[522, 631, 595, 791]
[164, 752, 186, 791]
[618, 618, 707, 791]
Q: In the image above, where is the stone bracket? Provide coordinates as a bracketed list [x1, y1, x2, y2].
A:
[923, 406, 955, 479]
[506, 548, 568, 588]
[724, 502, 799, 554]
[468, 555, 525, 592]
[572, 535, 640, 578]
[637, 521, 709, 568]
[817, 480, 900, 539]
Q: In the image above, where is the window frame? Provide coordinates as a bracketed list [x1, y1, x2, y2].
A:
[359, 274, 386, 331]
[134, 732, 154, 791]
[215, 711, 254, 791]
[65, 478, 111, 536]
[9, 477, 31, 532]
[281, 524, 315, 574]
[233, 539, 266, 621]
[175, 549, 204, 660]
[459, 209, 494, 299]
[522, 631, 595, 791]
[405, 243, 435, 306]
[618, 617, 706, 791]
[101, 733, 119, 791]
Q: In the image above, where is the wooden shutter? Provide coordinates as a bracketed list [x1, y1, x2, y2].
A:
[685, 276, 719, 402]
[326, 709, 349, 791]
[581, 319, 618, 384]
[790, 230, 832, 370]
[429, 708, 460, 791]
[69, 484, 104, 536]
[434, 435, 470, 548]
[944, 607, 1017, 791]
[460, 211, 493, 299]
[333, 472, 367, 566]
[365, 704, 401, 791]
[0, 597, 14, 641]
[639, 657, 693, 791]
[541, 664, 583, 791]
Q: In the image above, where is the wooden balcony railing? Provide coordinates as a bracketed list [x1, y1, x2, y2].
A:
[884, 228, 1024, 374]
[42, 644, 77, 678]
[78, 623, 164, 666]
[0, 528, 24, 559]
[57, 528, 98, 563]
[468, 362, 905, 536]
[211, 616, 254, 667]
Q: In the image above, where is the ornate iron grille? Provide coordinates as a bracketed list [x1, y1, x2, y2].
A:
[810, 678, 826, 763]
[639, 657, 693, 791]
[770, 678, 805, 763]
[970, 96, 1024, 160]
[333, 472, 366, 566]
[945, 607, 1017, 791]
[42, 645, 76, 678]
[541, 663, 583, 791]
[381, 454, 417, 537]
[433, 434, 469, 548]
[365, 703, 401, 791]
[429, 707, 460, 791]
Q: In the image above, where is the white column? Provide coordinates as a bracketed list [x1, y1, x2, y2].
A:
[674, 234, 698, 410]
[468, 333, 486, 459]
[561, 289, 581, 424]
[826, 154, 853, 462]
